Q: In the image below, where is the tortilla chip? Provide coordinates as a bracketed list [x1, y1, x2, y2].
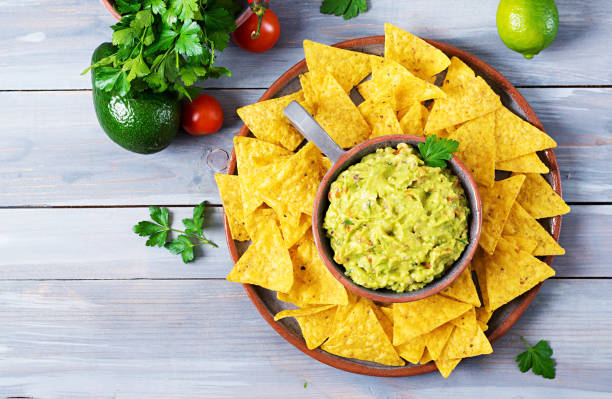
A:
[234, 136, 292, 215]
[448, 112, 496, 188]
[277, 231, 348, 306]
[479, 174, 526, 254]
[514, 173, 571, 219]
[372, 305, 394, 342]
[395, 337, 426, 365]
[441, 325, 493, 360]
[503, 202, 565, 256]
[435, 358, 461, 378]
[423, 322, 455, 360]
[471, 249, 491, 309]
[496, 152, 549, 174]
[449, 307, 478, 334]
[425, 57, 501, 133]
[483, 238, 555, 311]
[236, 91, 307, 151]
[215, 173, 250, 241]
[226, 217, 294, 293]
[269, 207, 310, 249]
[358, 99, 403, 138]
[303, 40, 376, 92]
[420, 348, 433, 364]
[322, 298, 405, 366]
[356, 80, 396, 110]
[494, 107, 557, 161]
[502, 234, 538, 254]
[257, 142, 325, 217]
[399, 102, 429, 136]
[244, 207, 276, 240]
[369, 58, 445, 111]
[475, 307, 493, 332]
[314, 74, 371, 148]
[275, 305, 337, 350]
[384, 23, 450, 80]
[299, 73, 318, 113]
[440, 268, 481, 307]
[392, 295, 472, 345]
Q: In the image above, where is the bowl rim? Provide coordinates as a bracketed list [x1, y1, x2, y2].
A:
[224, 35, 563, 377]
[311, 134, 482, 303]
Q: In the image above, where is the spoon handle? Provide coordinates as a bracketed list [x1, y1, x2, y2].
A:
[283, 101, 345, 163]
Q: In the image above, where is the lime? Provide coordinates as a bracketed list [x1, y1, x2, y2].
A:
[496, 0, 559, 59]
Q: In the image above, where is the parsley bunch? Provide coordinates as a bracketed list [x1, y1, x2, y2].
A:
[83, 0, 240, 99]
[320, 0, 367, 20]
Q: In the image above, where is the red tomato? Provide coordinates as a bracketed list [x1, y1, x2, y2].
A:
[232, 9, 280, 53]
[181, 94, 224, 136]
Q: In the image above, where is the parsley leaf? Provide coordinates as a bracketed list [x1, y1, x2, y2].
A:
[320, 0, 367, 20]
[515, 336, 556, 379]
[133, 202, 217, 263]
[417, 135, 459, 168]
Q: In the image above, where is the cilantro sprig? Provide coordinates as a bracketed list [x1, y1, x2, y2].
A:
[515, 336, 556, 379]
[82, 0, 240, 99]
[133, 202, 218, 263]
[320, 0, 367, 20]
[417, 134, 459, 168]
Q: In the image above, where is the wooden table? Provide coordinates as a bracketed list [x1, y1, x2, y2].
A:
[1, 1, 610, 397]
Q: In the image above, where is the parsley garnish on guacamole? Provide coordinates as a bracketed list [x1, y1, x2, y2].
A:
[323, 143, 469, 292]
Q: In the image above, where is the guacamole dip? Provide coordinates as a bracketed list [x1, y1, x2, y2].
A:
[323, 143, 469, 292]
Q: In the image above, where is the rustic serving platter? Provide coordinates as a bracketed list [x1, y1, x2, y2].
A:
[224, 36, 563, 377]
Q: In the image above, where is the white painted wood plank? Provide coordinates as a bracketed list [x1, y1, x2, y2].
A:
[0, 279, 610, 398]
[1, 0, 611, 90]
[0, 206, 608, 280]
[0, 88, 610, 206]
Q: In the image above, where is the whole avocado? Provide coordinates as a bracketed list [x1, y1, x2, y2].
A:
[91, 43, 181, 154]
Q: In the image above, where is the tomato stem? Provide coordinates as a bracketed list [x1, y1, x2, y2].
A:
[248, 0, 269, 39]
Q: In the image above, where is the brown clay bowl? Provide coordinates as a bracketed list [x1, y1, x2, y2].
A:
[224, 35, 563, 377]
[282, 101, 482, 303]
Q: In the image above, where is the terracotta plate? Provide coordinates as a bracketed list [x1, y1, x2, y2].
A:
[224, 36, 563, 377]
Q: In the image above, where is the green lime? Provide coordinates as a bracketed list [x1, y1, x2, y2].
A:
[496, 0, 559, 59]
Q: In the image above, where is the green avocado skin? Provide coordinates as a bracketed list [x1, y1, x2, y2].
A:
[91, 43, 181, 154]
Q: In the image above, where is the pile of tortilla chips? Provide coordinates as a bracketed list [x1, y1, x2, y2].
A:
[217, 23, 570, 378]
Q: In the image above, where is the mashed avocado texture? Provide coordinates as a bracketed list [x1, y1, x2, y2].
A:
[323, 143, 469, 292]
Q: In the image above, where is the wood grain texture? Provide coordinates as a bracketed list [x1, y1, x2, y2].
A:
[0, 88, 610, 206]
[0, 205, 608, 280]
[0, 279, 610, 398]
[1, 0, 611, 90]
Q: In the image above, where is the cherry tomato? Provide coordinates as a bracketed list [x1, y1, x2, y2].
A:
[181, 94, 223, 136]
[232, 9, 280, 53]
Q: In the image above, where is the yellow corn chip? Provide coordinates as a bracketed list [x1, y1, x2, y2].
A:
[483, 238, 555, 311]
[514, 173, 571, 219]
[399, 102, 429, 136]
[257, 142, 325, 217]
[372, 305, 394, 342]
[237, 91, 307, 151]
[494, 107, 557, 161]
[234, 136, 292, 215]
[270, 207, 310, 249]
[358, 99, 403, 138]
[274, 305, 337, 349]
[226, 217, 293, 293]
[357, 80, 397, 111]
[476, 307, 493, 332]
[440, 268, 481, 307]
[314, 74, 371, 148]
[472, 249, 491, 309]
[503, 202, 565, 256]
[502, 234, 538, 254]
[496, 152, 549, 174]
[299, 73, 318, 113]
[448, 112, 496, 188]
[441, 325, 493, 360]
[423, 322, 455, 360]
[420, 348, 433, 364]
[215, 174, 250, 241]
[303, 40, 376, 92]
[396, 338, 426, 365]
[369, 58, 445, 111]
[384, 23, 450, 80]
[322, 298, 405, 366]
[450, 307, 478, 334]
[435, 358, 461, 378]
[244, 207, 276, 240]
[479, 174, 526, 254]
[277, 231, 348, 306]
[425, 57, 501, 133]
[392, 295, 472, 345]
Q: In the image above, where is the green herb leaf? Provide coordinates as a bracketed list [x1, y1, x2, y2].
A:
[133, 220, 166, 236]
[175, 20, 204, 56]
[149, 206, 169, 227]
[320, 0, 367, 20]
[515, 337, 556, 379]
[94, 67, 130, 97]
[146, 230, 168, 247]
[165, 235, 195, 263]
[171, 0, 199, 21]
[417, 135, 459, 168]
